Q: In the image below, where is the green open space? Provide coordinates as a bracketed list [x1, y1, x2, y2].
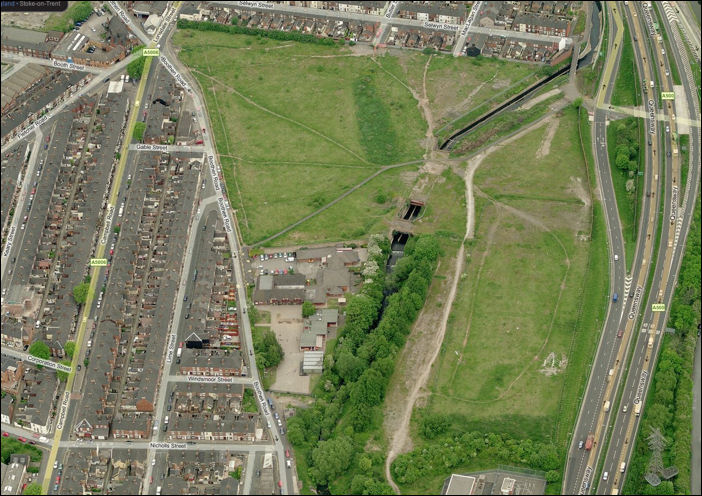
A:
[606, 117, 644, 269]
[173, 28, 427, 245]
[42, 1, 92, 32]
[376, 52, 541, 140]
[612, 20, 640, 107]
[273, 164, 417, 246]
[412, 108, 605, 493]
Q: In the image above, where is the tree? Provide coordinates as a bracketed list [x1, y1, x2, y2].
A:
[73, 282, 90, 304]
[56, 360, 72, 382]
[302, 301, 316, 318]
[334, 350, 365, 383]
[22, 483, 42, 495]
[64, 341, 76, 359]
[310, 436, 355, 485]
[420, 413, 451, 439]
[28, 340, 50, 360]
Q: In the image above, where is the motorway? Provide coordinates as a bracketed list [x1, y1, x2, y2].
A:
[564, 1, 700, 494]
[599, 2, 701, 493]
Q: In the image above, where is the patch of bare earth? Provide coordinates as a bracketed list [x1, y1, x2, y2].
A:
[535, 117, 560, 159]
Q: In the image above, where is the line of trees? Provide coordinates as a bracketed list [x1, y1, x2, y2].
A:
[391, 423, 561, 486]
[177, 19, 338, 46]
[287, 234, 441, 491]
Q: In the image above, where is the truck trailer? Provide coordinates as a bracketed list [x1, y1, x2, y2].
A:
[585, 433, 594, 451]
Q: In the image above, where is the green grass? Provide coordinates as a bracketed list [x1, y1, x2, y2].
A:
[273, 164, 417, 246]
[606, 117, 645, 270]
[174, 29, 428, 245]
[654, 6, 682, 86]
[43, 1, 92, 32]
[352, 72, 400, 164]
[426, 107, 601, 447]
[377, 52, 539, 138]
[679, 134, 689, 199]
[574, 9, 587, 36]
[612, 20, 639, 107]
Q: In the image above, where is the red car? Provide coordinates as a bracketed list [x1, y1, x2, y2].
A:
[55, 476, 61, 484]
[18, 437, 27, 443]
[617, 329, 624, 338]
[2, 432, 9, 437]
[278, 481, 283, 488]
[285, 449, 290, 458]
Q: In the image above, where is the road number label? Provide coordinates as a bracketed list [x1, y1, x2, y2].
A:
[143, 48, 160, 57]
[90, 258, 108, 266]
[661, 92, 675, 100]
[651, 303, 665, 312]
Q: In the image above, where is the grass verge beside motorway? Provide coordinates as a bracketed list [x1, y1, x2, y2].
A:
[606, 117, 645, 271]
[679, 134, 689, 200]
[612, 19, 640, 107]
[623, 194, 700, 495]
[398, 106, 605, 494]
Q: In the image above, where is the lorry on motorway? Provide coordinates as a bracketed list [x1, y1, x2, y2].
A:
[604, 400, 611, 412]
[634, 403, 642, 416]
[585, 433, 594, 450]
[648, 335, 654, 348]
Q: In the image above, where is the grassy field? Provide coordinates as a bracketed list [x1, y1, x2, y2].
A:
[377, 52, 540, 138]
[612, 20, 639, 107]
[174, 29, 427, 245]
[273, 164, 418, 246]
[421, 108, 604, 479]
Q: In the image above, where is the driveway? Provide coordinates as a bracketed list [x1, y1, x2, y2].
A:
[258, 305, 310, 394]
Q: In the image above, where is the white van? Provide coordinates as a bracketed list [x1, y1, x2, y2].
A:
[156, 487, 162, 495]
[603, 471, 609, 481]
[614, 254, 619, 261]
[620, 462, 626, 472]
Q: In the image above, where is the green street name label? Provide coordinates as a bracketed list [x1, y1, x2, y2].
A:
[651, 303, 666, 312]
[661, 92, 675, 100]
[143, 48, 160, 57]
[90, 258, 108, 266]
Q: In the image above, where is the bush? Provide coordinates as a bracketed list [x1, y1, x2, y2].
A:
[302, 301, 316, 318]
